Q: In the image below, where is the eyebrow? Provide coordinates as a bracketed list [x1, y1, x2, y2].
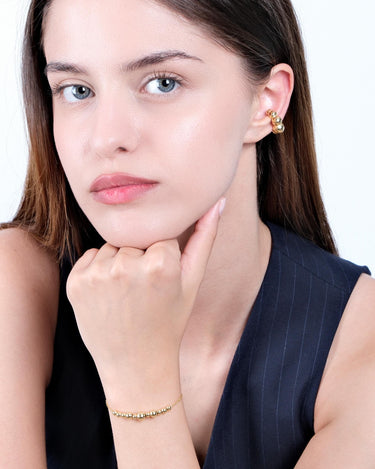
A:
[124, 50, 203, 72]
[45, 50, 203, 76]
[45, 62, 84, 75]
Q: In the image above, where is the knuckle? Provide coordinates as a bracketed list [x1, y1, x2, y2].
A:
[68, 263, 104, 294]
[86, 266, 105, 286]
[145, 252, 166, 275]
[109, 260, 129, 280]
[145, 250, 180, 282]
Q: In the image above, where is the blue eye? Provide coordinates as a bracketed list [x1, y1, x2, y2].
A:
[63, 85, 92, 102]
[145, 77, 179, 95]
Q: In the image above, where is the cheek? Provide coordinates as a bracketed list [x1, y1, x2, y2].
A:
[54, 113, 72, 166]
[49, 89, 251, 248]
[162, 95, 248, 194]
[53, 113, 86, 191]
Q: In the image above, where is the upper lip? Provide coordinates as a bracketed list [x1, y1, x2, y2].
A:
[90, 173, 158, 192]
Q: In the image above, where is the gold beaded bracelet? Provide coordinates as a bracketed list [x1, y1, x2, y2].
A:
[106, 394, 183, 421]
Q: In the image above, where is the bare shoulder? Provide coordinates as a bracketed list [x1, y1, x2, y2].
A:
[316, 273, 375, 390]
[297, 274, 375, 467]
[0, 226, 59, 376]
[0, 227, 59, 467]
[0, 227, 59, 283]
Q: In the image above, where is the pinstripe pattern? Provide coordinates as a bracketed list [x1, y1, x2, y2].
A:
[45, 223, 370, 468]
[203, 223, 370, 468]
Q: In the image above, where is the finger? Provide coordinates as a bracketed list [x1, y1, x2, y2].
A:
[146, 239, 181, 259]
[72, 248, 100, 272]
[142, 239, 181, 274]
[67, 248, 100, 300]
[181, 198, 225, 291]
[118, 246, 145, 258]
[93, 243, 119, 262]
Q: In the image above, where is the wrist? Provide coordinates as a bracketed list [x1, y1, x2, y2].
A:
[106, 393, 183, 420]
[101, 362, 182, 411]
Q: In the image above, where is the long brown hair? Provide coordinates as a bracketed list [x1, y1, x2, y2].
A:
[4, 0, 337, 262]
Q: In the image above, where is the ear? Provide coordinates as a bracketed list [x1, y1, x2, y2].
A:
[243, 64, 294, 143]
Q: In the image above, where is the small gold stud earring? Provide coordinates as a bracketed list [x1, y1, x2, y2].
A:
[266, 109, 285, 134]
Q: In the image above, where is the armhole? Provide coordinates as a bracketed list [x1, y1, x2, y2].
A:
[303, 268, 370, 434]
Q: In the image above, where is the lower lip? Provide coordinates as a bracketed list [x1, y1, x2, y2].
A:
[91, 183, 157, 205]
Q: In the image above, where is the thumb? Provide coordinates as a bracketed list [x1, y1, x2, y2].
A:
[181, 198, 225, 293]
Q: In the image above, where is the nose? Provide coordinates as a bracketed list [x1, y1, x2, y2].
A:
[89, 92, 140, 158]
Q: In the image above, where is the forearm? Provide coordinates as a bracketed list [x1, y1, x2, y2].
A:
[105, 376, 199, 468]
[109, 401, 199, 468]
[66, 203, 223, 467]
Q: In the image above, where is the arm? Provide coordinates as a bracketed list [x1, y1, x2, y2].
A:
[0, 229, 59, 468]
[66, 200, 224, 468]
[296, 274, 375, 468]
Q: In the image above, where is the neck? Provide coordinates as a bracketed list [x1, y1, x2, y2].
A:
[180, 145, 271, 359]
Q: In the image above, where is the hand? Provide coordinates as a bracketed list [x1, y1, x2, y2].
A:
[66, 199, 224, 391]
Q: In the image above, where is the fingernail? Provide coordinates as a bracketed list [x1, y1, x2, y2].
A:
[218, 198, 226, 217]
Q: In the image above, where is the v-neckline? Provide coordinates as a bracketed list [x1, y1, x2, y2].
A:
[201, 223, 277, 467]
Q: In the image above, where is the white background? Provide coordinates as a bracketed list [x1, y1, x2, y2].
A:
[0, 0, 374, 272]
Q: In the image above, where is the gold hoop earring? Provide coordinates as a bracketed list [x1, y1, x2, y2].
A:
[266, 110, 285, 134]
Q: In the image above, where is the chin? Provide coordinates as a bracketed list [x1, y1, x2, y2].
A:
[101, 233, 159, 250]
[88, 206, 200, 251]
[96, 224, 190, 251]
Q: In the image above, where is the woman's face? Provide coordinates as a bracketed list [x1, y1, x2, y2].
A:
[44, 0, 257, 249]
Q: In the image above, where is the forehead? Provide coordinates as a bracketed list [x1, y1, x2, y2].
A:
[44, 0, 208, 60]
[42, 0, 249, 86]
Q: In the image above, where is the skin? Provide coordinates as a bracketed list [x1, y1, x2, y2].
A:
[1, 0, 375, 467]
[43, 0, 290, 464]
[45, 0, 257, 250]
[0, 229, 59, 467]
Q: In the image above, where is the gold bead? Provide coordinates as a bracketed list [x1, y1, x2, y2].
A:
[266, 109, 285, 134]
[106, 393, 183, 421]
[272, 123, 285, 134]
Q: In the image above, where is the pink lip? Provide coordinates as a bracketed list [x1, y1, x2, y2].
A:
[90, 173, 158, 205]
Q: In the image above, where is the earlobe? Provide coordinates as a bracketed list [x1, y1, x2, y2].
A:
[243, 63, 294, 143]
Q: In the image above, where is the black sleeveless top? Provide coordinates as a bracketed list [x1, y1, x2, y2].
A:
[45, 223, 370, 468]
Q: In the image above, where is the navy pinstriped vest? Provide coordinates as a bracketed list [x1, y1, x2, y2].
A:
[46, 223, 370, 468]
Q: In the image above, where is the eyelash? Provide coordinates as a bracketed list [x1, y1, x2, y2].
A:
[49, 71, 184, 101]
[145, 71, 184, 89]
[50, 83, 69, 97]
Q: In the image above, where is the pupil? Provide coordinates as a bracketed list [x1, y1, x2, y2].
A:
[74, 86, 89, 99]
[159, 79, 175, 92]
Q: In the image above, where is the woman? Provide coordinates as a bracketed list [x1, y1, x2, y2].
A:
[1, 0, 374, 467]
